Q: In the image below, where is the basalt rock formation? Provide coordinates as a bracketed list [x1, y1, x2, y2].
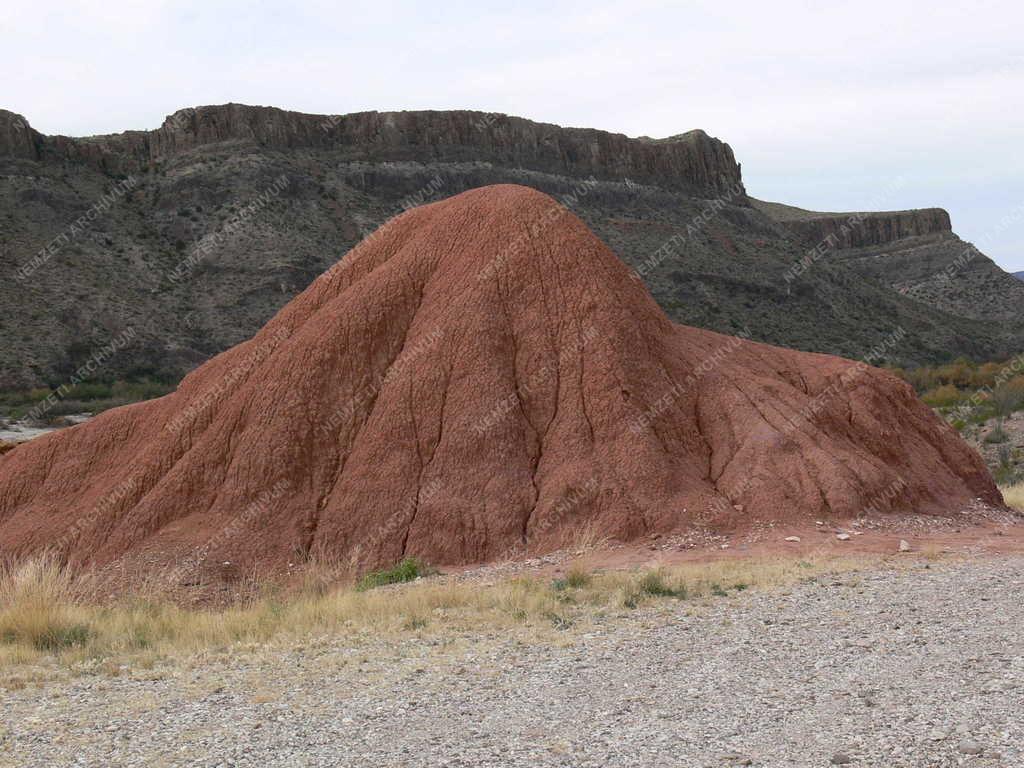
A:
[0, 111, 40, 160]
[0, 186, 1001, 585]
[23, 105, 745, 196]
[752, 199, 952, 249]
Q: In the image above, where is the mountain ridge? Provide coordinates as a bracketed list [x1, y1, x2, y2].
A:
[1, 105, 744, 197]
[1, 104, 1021, 390]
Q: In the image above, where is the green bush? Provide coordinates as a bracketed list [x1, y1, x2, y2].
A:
[552, 566, 590, 592]
[356, 558, 431, 591]
[31, 623, 91, 651]
[921, 384, 963, 408]
[985, 426, 1009, 444]
[638, 570, 686, 598]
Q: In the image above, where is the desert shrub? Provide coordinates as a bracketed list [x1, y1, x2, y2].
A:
[69, 382, 113, 400]
[356, 558, 430, 591]
[921, 384, 963, 408]
[992, 383, 1024, 417]
[984, 425, 1009, 444]
[0, 557, 92, 652]
[30, 623, 91, 651]
[553, 566, 591, 592]
[1002, 482, 1024, 512]
[893, 358, 1024, 403]
[638, 569, 686, 598]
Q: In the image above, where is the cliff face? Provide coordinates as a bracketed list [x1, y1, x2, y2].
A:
[0, 110, 41, 160]
[779, 209, 952, 249]
[20, 104, 745, 197]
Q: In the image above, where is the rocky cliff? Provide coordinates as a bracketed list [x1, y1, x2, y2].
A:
[1, 104, 1021, 391]
[783, 209, 951, 249]
[0, 110, 41, 161]
[751, 198, 952, 249]
[21, 105, 745, 197]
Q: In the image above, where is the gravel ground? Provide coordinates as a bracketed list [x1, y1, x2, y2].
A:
[2, 557, 1022, 767]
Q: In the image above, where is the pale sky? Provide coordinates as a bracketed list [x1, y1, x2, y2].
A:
[3, 0, 1022, 271]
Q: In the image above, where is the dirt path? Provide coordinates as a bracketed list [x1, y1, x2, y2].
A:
[3, 555, 1022, 767]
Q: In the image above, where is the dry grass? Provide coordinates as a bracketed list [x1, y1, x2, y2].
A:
[1001, 482, 1024, 512]
[0, 552, 868, 677]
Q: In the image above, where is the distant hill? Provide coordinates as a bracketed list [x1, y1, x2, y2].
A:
[1015, 271, 1024, 281]
[1, 104, 1022, 389]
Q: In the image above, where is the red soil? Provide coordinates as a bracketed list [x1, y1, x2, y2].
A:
[0, 185, 1002, 586]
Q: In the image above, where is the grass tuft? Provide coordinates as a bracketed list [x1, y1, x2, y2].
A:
[552, 565, 591, 592]
[638, 569, 685, 598]
[355, 558, 430, 591]
[984, 425, 1009, 444]
[1001, 482, 1024, 512]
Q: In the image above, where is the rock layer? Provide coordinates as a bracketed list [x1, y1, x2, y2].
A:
[779, 209, 952, 249]
[751, 198, 953, 249]
[0, 110, 40, 160]
[0, 186, 1001, 584]
[14, 104, 743, 197]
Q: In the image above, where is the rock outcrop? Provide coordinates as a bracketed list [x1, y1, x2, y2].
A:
[752, 199, 952, 249]
[0, 110, 40, 160]
[15, 104, 744, 197]
[780, 209, 952, 249]
[0, 186, 1000, 589]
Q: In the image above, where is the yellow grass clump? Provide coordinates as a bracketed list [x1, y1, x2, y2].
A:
[1001, 482, 1024, 512]
[0, 552, 863, 677]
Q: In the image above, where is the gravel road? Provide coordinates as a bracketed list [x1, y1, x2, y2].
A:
[2, 557, 1022, 767]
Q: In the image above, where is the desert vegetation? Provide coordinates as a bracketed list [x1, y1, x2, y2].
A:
[892, 359, 1024, 483]
[0, 377, 175, 422]
[891, 357, 1024, 420]
[0, 554, 854, 678]
[1002, 482, 1024, 512]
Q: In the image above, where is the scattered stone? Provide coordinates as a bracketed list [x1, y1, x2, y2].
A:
[784, 536, 801, 542]
[958, 740, 984, 755]
[2, 558, 1023, 767]
[830, 753, 854, 765]
[836, 533, 851, 541]
[899, 540, 911, 552]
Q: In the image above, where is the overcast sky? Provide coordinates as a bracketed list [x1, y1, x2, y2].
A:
[4, 0, 1023, 271]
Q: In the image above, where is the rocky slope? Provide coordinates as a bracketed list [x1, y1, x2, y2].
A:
[752, 199, 1024, 324]
[2, 104, 1021, 389]
[0, 186, 999, 588]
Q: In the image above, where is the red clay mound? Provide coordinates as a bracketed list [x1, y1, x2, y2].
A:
[0, 185, 1001, 584]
